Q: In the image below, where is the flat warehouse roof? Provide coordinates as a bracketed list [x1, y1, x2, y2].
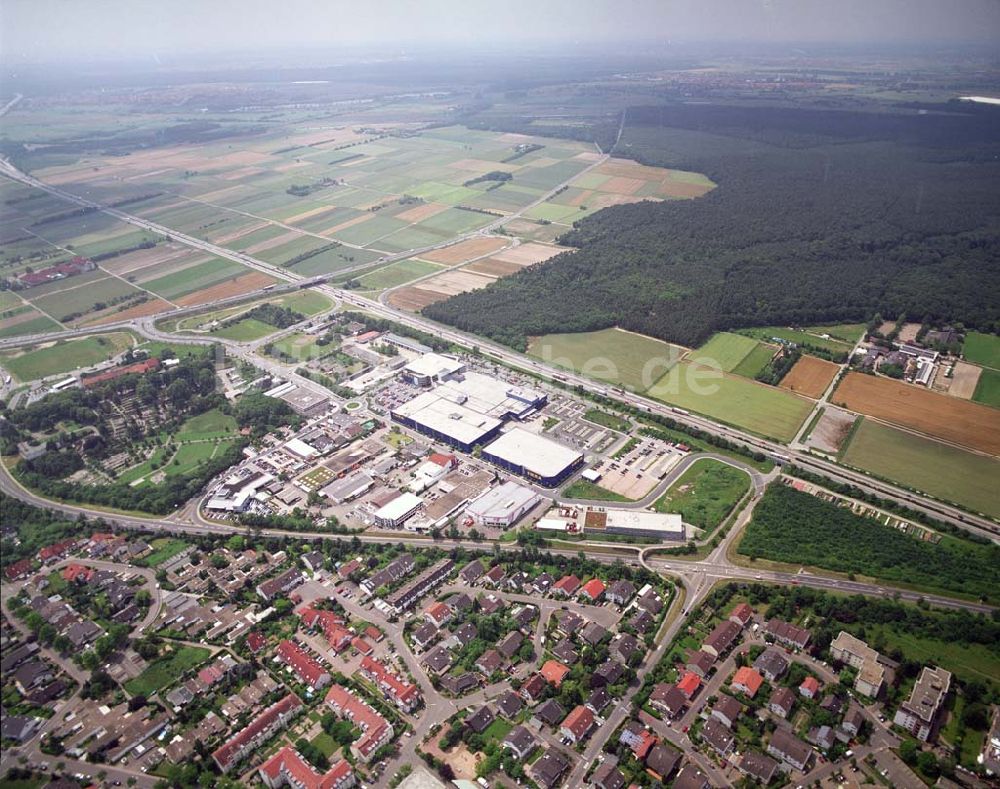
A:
[604, 510, 684, 535]
[484, 428, 583, 477]
[403, 353, 465, 378]
[466, 480, 540, 519]
[393, 390, 502, 445]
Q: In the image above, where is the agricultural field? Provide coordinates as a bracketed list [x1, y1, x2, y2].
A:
[779, 355, 840, 399]
[647, 362, 813, 442]
[962, 331, 1000, 369]
[0, 298, 62, 339]
[942, 360, 981, 399]
[972, 367, 1000, 407]
[736, 325, 856, 357]
[687, 332, 774, 378]
[527, 327, 685, 393]
[730, 343, 776, 379]
[833, 371, 1000, 455]
[355, 258, 444, 292]
[840, 419, 1000, 518]
[652, 458, 750, 536]
[0, 331, 135, 381]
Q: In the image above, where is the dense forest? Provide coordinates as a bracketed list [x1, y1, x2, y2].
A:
[738, 484, 1000, 603]
[426, 101, 1000, 349]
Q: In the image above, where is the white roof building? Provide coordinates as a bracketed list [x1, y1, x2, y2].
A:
[373, 492, 424, 528]
[466, 480, 542, 527]
[482, 427, 583, 486]
[402, 353, 465, 385]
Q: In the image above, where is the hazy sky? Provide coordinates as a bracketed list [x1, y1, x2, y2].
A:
[3, 0, 1000, 62]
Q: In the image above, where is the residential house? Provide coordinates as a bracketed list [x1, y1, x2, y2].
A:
[799, 676, 821, 699]
[731, 667, 764, 698]
[893, 665, 951, 742]
[765, 618, 811, 650]
[560, 705, 595, 744]
[521, 673, 547, 703]
[686, 650, 716, 679]
[324, 685, 393, 763]
[590, 762, 625, 789]
[769, 687, 796, 719]
[650, 684, 687, 719]
[645, 743, 681, 782]
[701, 717, 735, 757]
[424, 601, 452, 628]
[213, 694, 303, 772]
[830, 631, 884, 698]
[497, 631, 524, 660]
[586, 687, 611, 715]
[531, 749, 570, 789]
[358, 656, 420, 713]
[754, 649, 789, 682]
[711, 695, 742, 729]
[502, 725, 537, 760]
[551, 574, 581, 597]
[467, 705, 495, 734]
[541, 659, 570, 688]
[729, 602, 754, 627]
[767, 727, 813, 772]
[579, 578, 606, 603]
[740, 752, 779, 785]
[476, 649, 505, 677]
[702, 620, 741, 658]
[606, 579, 635, 606]
[532, 699, 565, 729]
[673, 765, 710, 789]
[277, 641, 330, 690]
[676, 671, 702, 700]
[497, 690, 524, 719]
[580, 621, 609, 647]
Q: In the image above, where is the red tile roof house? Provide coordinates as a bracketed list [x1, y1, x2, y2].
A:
[521, 673, 547, 703]
[729, 602, 754, 627]
[424, 601, 452, 628]
[363, 625, 384, 642]
[551, 574, 581, 597]
[38, 538, 80, 564]
[213, 693, 303, 772]
[675, 671, 702, 700]
[351, 637, 373, 656]
[731, 667, 764, 698]
[359, 656, 421, 712]
[541, 659, 571, 688]
[61, 563, 94, 584]
[246, 631, 267, 654]
[799, 676, 822, 699]
[560, 704, 596, 744]
[300, 607, 353, 654]
[258, 746, 355, 789]
[579, 578, 606, 603]
[324, 684, 393, 762]
[4, 559, 34, 581]
[277, 640, 331, 690]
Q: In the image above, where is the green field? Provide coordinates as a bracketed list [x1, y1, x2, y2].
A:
[0, 311, 62, 339]
[972, 368, 1000, 407]
[357, 258, 443, 291]
[863, 624, 999, 691]
[963, 332, 1000, 370]
[124, 645, 212, 696]
[731, 343, 776, 379]
[689, 332, 760, 372]
[647, 362, 812, 442]
[209, 318, 277, 341]
[266, 332, 325, 363]
[527, 327, 684, 393]
[177, 409, 237, 441]
[841, 419, 1000, 518]
[736, 326, 854, 356]
[583, 408, 630, 432]
[0, 331, 135, 381]
[652, 458, 751, 536]
[803, 323, 867, 343]
[29, 276, 141, 321]
[562, 479, 634, 502]
[143, 258, 246, 299]
[140, 538, 190, 567]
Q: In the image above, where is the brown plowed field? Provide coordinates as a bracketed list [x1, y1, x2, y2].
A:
[420, 237, 508, 264]
[491, 242, 566, 266]
[464, 258, 522, 277]
[84, 298, 174, 325]
[780, 355, 839, 399]
[395, 202, 450, 223]
[174, 272, 277, 306]
[386, 287, 448, 311]
[833, 371, 1000, 455]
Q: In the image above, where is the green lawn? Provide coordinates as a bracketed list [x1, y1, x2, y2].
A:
[731, 343, 776, 379]
[483, 717, 514, 743]
[583, 409, 630, 432]
[972, 367, 1000, 407]
[0, 331, 134, 381]
[0, 311, 62, 339]
[690, 332, 760, 372]
[736, 326, 854, 356]
[803, 323, 867, 343]
[963, 331, 1000, 370]
[170, 439, 234, 474]
[647, 362, 812, 442]
[863, 624, 1000, 692]
[140, 538, 190, 567]
[177, 409, 237, 441]
[527, 327, 685, 393]
[311, 731, 338, 758]
[652, 458, 751, 536]
[209, 318, 278, 342]
[841, 419, 1000, 519]
[562, 479, 634, 502]
[124, 645, 211, 696]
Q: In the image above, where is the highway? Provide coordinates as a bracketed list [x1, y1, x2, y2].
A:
[0, 155, 995, 542]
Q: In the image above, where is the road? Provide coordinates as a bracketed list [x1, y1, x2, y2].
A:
[0, 153, 995, 542]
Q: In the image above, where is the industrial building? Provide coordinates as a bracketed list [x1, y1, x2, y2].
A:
[584, 509, 685, 541]
[482, 427, 583, 488]
[320, 472, 374, 504]
[391, 369, 546, 452]
[400, 353, 465, 386]
[466, 480, 543, 528]
[264, 382, 330, 416]
[372, 492, 424, 529]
